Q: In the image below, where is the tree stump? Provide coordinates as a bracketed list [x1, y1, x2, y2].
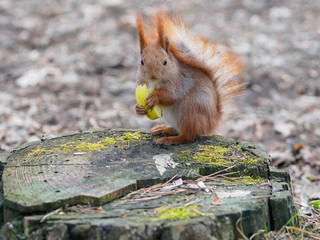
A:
[1, 129, 296, 239]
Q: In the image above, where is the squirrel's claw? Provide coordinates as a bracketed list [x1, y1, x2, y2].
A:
[145, 95, 158, 110]
[135, 104, 147, 115]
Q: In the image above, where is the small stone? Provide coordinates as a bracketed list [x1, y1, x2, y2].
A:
[274, 121, 295, 137]
[16, 69, 47, 88]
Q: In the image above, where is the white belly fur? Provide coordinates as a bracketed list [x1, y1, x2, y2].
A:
[161, 105, 179, 132]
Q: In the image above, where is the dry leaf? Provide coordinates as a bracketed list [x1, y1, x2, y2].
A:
[211, 197, 223, 205]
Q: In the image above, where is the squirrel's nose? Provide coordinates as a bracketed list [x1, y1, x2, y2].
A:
[150, 75, 157, 80]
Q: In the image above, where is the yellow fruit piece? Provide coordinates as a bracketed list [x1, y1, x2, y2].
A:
[136, 84, 162, 120]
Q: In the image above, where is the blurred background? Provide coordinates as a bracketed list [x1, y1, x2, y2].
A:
[0, 0, 319, 209]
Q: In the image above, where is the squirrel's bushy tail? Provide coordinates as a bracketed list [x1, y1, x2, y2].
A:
[144, 11, 245, 115]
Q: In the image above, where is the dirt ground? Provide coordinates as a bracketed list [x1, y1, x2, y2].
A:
[0, 0, 319, 234]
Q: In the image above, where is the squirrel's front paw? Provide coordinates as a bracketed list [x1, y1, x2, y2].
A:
[151, 125, 177, 136]
[145, 94, 159, 110]
[135, 104, 147, 115]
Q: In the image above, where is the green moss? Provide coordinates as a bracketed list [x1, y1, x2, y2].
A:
[192, 145, 233, 166]
[56, 132, 142, 152]
[142, 136, 151, 140]
[181, 150, 191, 155]
[27, 131, 144, 156]
[243, 157, 262, 164]
[198, 145, 231, 154]
[124, 132, 141, 140]
[27, 148, 51, 156]
[120, 132, 141, 144]
[98, 137, 117, 145]
[222, 176, 265, 184]
[153, 205, 210, 221]
[194, 154, 231, 165]
[57, 140, 109, 152]
[100, 132, 142, 144]
[177, 144, 263, 168]
[73, 142, 107, 152]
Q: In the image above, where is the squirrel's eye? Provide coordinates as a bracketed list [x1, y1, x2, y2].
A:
[141, 60, 144, 65]
[163, 59, 167, 65]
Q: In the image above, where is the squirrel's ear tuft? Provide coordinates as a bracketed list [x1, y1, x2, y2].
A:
[157, 11, 166, 51]
[164, 36, 169, 53]
[136, 12, 148, 54]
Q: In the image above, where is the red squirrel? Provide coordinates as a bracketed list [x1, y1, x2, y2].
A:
[135, 11, 245, 145]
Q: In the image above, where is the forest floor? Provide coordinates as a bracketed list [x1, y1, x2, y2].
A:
[0, 0, 319, 238]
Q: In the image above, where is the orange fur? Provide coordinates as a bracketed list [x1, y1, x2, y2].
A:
[169, 45, 213, 78]
[156, 11, 165, 48]
[136, 12, 148, 54]
[135, 11, 245, 145]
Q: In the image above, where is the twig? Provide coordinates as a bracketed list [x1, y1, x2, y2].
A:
[159, 174, 179, 187]
[196, 165, 237, 182]
[236, 214, 249, 240]
[122, 175, 182, 201]
[40, 208, 62, 223]
[141, 174, 178, 193]
[184, 197, 202, 206]
[212, 171, 240, 178]
[152, 189, 187, 195]
[286, 226, 320, 239]
[190, 208, 209, 216]
[249, 230, 266, 240]
[199, 171, 240, 182]
[125, 195, 162, 202]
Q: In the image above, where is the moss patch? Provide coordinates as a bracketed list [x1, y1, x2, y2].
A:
[178, 145, 234, 166]
[242, 157, 262, 164]
[98, 137, 117, 145]
[27, 147, 52, 157]
[177, 144, 264, 169]
[58, 141, 107, 152]
[222, 176, 265, 184]
[124, 132, 141, 140]
[27, 131, 143, 156]
[153, 205, 210, 221]
[198, 145, 231, 155]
